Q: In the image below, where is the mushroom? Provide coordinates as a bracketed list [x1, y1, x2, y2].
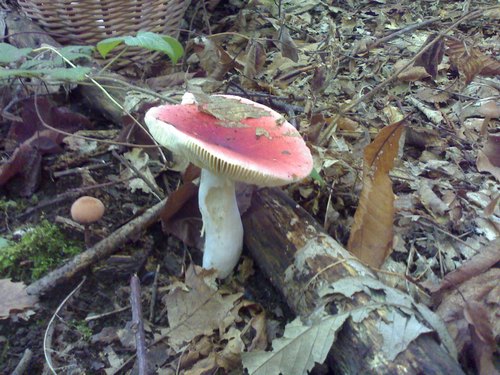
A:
[145, 93, 313, 278]
[478, 101, 500, 130]
[71, 196, 105, 247]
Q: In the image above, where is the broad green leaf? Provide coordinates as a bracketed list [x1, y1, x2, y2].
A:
[96, 31, 183, 63]
[242, 314, 349, 375]
[0, 43, 32, 64]
[95, 37, 124, 59]
[160, 35, 184, 63]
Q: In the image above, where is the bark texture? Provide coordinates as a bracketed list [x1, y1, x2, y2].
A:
[242, 188, 464, 375]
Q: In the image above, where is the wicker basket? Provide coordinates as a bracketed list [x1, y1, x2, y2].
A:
[17, 0, 189, 67]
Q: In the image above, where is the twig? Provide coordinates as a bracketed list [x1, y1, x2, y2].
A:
[112, 150, 163, 200]
[149, 264, 161, 322]
[11, 348, 33, 375]
[85, 305, 131, 322]
[363, 17, 440, 53]
[26, 198, 167, 296]
[318, 9, 485, 146]
[43, 277, 86, 375]
[130, 274, 148, 375]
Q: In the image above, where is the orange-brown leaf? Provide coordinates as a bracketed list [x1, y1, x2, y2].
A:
[347, 121, 405, 268]
[445, 40, 500, 84]
[363, 120, 405, 176]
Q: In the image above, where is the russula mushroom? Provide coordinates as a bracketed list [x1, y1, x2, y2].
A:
[71, 196, 105, 247]
[145, 92, 313, 278]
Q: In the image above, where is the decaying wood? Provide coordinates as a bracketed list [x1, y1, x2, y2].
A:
[242, 188, 464, 375]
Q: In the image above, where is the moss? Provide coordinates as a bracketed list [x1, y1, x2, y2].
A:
[0, 220, 81, 282]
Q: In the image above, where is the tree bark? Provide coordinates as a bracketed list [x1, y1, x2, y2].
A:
[242, 188, 464, 375]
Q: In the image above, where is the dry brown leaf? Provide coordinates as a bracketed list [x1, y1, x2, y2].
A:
[278, 26, 299, 62]
[0, 279, 38, 320]
[163, 265, 243, 350]
[419, 180, 449, 217]
[436, 268, 499, 355]
[476, 134, 500, 182]
[348, 120, 405, 268]
[192, 37, 237, 80]
[217, 331, 245, 370]
[242, 39, 266, 85]
[395, 60, 430, 82]
[415, 34, 445, 79]
[429, 238, 500, 296]
[248, 311, 268, 351]
[446, 39, 500, 84]
[178, 336, 213, 371]
[464, 301, 498, 375]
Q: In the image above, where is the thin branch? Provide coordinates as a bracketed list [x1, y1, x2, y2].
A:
[130, 274, 148, 375]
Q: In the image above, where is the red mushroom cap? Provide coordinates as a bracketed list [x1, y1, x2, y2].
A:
[145, 94, 313, 186]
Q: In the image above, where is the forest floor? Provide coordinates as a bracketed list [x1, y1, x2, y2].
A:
[0, 0, 499, 374]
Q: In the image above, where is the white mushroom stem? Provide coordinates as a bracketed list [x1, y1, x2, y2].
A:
[198, 169, 243, 278]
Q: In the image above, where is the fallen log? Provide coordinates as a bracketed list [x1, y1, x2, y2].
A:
[242, 188, 464, 375]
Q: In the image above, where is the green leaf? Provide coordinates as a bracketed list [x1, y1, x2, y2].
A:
[95, 37, 124, 59]
[0, 237, 11, 249]
[309, 167, 325, 186]
[0, 68, 39, 79]
[159, 35, 184, 63]
[0, 66, 91, 81]
[41, 67, 91, 81]
[96, 31, 183, 63]
[0, 43, 32, 64]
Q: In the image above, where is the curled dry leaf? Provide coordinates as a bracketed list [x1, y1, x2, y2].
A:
[348, 120, 405, 268]
[476, 134, 500, 182]
[414, 33, 445, 79]
[278, 25, 299, 62]
[445, 39, 500, 84]
[242, 39, 266, 86]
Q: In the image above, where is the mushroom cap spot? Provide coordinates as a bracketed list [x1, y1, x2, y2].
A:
[145, 95, 313, 186]
[71, 196, 105, 224]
